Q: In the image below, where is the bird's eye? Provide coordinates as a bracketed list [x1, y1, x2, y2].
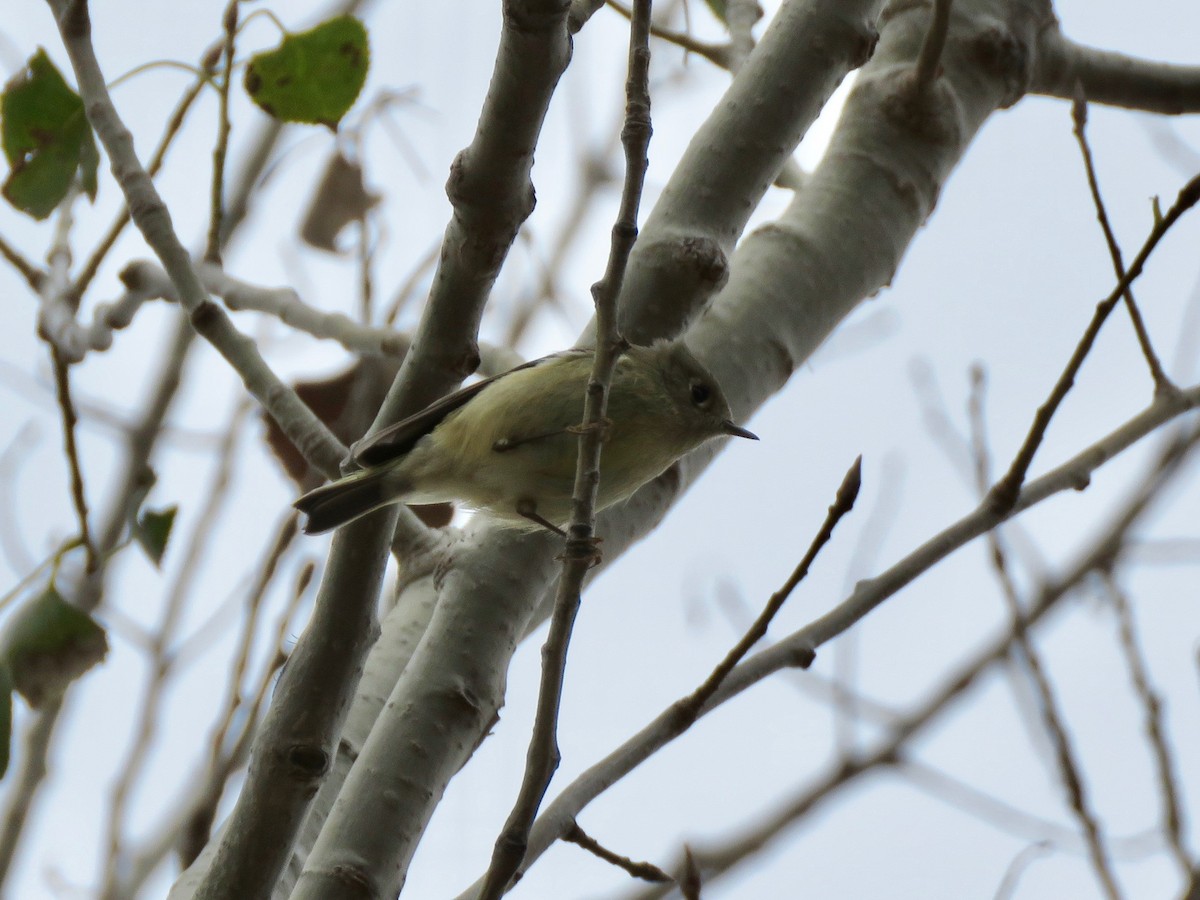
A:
[690, 382, 711, 407]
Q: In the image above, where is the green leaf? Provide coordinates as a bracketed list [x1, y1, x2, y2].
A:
[0, 585, 107, 709]
[1, 48, 99, 219]
[0, 665, 11, 780]
[134, 504, 177, 568]
[244, 16, 369, 129]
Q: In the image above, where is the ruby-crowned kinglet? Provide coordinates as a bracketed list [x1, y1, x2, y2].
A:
[294, 341, 757, 535]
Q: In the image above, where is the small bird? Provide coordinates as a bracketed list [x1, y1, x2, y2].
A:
[294, 341, 757, 535]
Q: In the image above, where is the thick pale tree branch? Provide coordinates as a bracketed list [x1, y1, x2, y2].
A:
[122, 260, 410, 357]
[175, 0, 1200, 894]
[174, 0, 578, 894]
[190, 3, 576, 900]
[177, 3, 580, 897]
[287, 529, 563, 900]
[272, 1, 1053, 892]
[1033, 28, 1200, 114]
[615, 0, 883, 344]
[369, 0, 575, 423]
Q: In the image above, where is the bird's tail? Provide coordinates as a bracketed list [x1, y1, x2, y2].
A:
[294, 467, 405, 535]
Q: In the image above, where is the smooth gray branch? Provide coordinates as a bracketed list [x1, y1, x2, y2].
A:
[1034, 28, 1200, 115]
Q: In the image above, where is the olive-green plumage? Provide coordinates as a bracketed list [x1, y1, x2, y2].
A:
[294, 341, 756, 535]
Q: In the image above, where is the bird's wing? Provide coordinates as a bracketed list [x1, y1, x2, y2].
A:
[350, 349, 589, 467]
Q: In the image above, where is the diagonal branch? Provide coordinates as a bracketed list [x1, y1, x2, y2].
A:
[459, 382, 1200, 894]
[1033, 28, 1200, 115]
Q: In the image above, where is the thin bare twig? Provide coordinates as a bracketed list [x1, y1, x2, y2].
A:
[833, 453, 904, 751]
[0, 424, 40, 574]
[679, 456, 860, 718]
[1009, 630, 1122, 900]
[1071, 90, 1173, 394]
[382, 239, 439, 325]
[564, 823, 672, 883]
[205, 1, 239, 265]
[988, 172, 1200, 513]
[620, 502, 1174, 900]
[992, 843, 1054, 900]
[174, 517, 302, 871]
[0, 316, 197, 892]
[2, 10, 290, 886]
[0, 235, 43, 290]
[909, 360, 1049, 574]
[505, 109, 622, 349]
[0, 697, 63, 889]
[40, 187, 99, 571]
[715, 584, 1055, 870]
[356, 190, 374, 325]
[478, 5, 654, 897]
[100, 398, 251, 893]
[109, 556, 305, 899]
[208, 515, 299, 784]
[897, 757, 1161, 857]
[605, 0, 729, 68]
[1103, 573, 1193, 877]
[970, 369, 1121, 900]
[50, 352, 97, 571]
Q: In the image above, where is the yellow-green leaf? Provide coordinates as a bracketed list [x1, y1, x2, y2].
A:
[1, 49, 99, 219]
[244, 16, 369, 129]
[0, 585, 107, 708]
[134, 504, 177, 568]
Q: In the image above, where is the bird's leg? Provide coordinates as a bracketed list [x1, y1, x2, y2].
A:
[515, 498, 565, 537]
[516, 499, 605, 567]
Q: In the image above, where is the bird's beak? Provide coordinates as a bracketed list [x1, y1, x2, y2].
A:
[721, 420, 758, 440]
